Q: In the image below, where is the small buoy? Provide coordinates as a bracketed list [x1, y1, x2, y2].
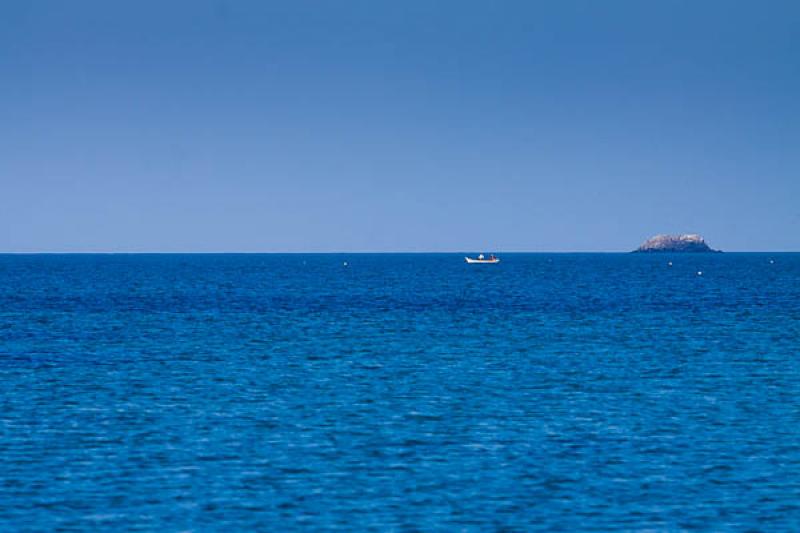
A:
[343, 261, 348, 267]
[769, 259, 775, 264]
[697, 271, 703, 276]
[668, 261, 673, 267]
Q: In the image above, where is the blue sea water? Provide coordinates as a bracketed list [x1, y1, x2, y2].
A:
[1, 253, 799, 531]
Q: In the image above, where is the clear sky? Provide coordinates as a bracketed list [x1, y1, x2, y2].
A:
[2, 1, 798, 252]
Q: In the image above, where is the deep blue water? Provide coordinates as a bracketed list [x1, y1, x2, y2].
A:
[1, 253, 799, 531]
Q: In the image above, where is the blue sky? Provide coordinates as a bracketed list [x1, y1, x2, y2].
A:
[2, 1, 798, 251]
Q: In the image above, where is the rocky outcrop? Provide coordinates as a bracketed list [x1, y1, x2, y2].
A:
[634, 234, 720, 253]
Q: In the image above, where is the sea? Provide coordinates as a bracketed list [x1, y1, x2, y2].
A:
[1, 253, 798, 531]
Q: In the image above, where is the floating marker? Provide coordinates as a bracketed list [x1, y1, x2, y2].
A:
[343, 261, 348, 267]
[668, 261, 673, 267]
[697, 271, 703, 276]
[770, 259, 775, 264]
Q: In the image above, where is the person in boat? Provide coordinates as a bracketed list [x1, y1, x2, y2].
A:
[478, 254, 485, 260]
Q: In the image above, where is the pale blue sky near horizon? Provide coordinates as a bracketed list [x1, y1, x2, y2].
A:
[2, 1, 799, 252]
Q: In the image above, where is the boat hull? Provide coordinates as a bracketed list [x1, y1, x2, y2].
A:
[465, 257, 500, 264]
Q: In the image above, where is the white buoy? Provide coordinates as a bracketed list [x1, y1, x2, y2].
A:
[769, 259, 775, 264]
[668, 261, 673, 267]
[343, 261, 348, 267]
[697, 271, 703, 276]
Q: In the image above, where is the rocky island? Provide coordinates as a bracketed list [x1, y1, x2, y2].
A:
[634, 234, 720, 253]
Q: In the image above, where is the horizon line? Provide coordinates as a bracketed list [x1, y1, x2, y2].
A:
[1, 250, 798, 255]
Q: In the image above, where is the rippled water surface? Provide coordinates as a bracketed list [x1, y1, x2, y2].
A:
[1, 253, 799, 530]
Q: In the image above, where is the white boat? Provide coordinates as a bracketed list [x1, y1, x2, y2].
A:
[465, 254, 500, 264]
